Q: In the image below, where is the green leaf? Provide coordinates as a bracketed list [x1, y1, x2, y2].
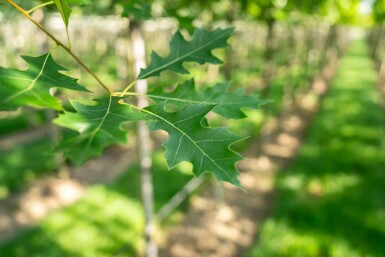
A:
[53, 0, 72, 28]
[145, 102, 243, 186]
[138, 27, 234, 79]
[0, 53, 88, 111]
[149, 79, 267, 119]
[54, 96, 145, 164]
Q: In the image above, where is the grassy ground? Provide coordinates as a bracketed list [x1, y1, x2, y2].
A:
[0, 108, 54, 199]
[247, 40, 385, 257]
[0, 138, 56, 199]
[0, 109, 46, 136]
[0, 151, 193, 257]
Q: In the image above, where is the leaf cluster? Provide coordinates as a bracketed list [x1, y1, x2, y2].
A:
[0, 0, 266, 186]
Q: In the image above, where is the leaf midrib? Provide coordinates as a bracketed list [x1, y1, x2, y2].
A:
[4, 53, 51, 103]
[148, 94, 260, 105]
[84, 95, 113, 153]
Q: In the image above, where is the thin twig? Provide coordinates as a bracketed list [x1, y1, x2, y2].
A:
[5, 0, 112, 95]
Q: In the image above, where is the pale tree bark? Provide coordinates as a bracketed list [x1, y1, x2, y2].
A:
[129, 21, 158, 257]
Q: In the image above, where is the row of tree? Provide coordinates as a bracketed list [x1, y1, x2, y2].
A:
[1, 1, 384, 257]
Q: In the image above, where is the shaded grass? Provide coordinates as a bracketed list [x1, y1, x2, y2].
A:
[0, 115, 29, 135]
[247, 40, 385, 257]
[0, 138, 56, 199]
[0, 109, 46, 136]
[0, 151, 193, 257]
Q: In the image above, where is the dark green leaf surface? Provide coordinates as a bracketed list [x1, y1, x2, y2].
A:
[0, 53, 87, 111]
[146, 102, 243, 186]
[149, 79, 266, 119]
[54, 96, 145, 164]
[138, 27, 234, 79]
[53, 0, 72, 28]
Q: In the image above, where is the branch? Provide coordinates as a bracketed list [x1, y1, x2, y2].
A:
[5, 0, 112, 95]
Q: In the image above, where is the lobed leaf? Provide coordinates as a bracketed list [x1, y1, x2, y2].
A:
[148, 79, 267, 119]
[138, 27, 234, 79]
[145, 102, 243, 186]
[0, 52, 88, 111]
[54, 96, 145, 164]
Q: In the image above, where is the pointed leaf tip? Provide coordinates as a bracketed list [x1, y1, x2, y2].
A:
[53, 0, 72, 27]
[0, 53, 88, 111]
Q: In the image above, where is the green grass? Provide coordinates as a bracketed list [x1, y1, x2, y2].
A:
[247, 40, 385, 257]
[0, 115, 29, 135]
[0, 151, 193, 257]
[0, 109, 46, 136]
[0, 138, 56, 199]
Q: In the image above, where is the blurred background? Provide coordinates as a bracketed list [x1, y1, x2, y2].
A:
[0, 0, 385, 256]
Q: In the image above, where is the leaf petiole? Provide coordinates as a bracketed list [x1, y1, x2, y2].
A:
[118, 100, 156, 121]
[120, 80, 138, 96]
[118, 99, 146, 112]
[27, 1, 54, 14]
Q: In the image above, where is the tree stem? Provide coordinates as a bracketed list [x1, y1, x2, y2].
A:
[5, 0, 112, 95]
[130, 21, 158, 257]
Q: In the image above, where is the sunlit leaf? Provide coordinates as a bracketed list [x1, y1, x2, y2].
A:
[145, 102, 243, 186]
[54, 96, 145, 164]
[0, 52, 88, 111]
[138, 27, 234, 79]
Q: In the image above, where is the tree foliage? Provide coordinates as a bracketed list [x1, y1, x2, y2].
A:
[0, 0, 266, 186]
[373, 0, 385, 23]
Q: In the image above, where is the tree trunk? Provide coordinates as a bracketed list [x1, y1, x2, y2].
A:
[374, 22, 385, 66]
[321, 25, 338, 73]
[223, 3, 237, 80]
[281, 22, 296, 110]
[261, 20, 276, 99]
[129, 21, 158, 257]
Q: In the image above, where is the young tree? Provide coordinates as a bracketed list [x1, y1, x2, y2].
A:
[0, 1, 265, 256]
